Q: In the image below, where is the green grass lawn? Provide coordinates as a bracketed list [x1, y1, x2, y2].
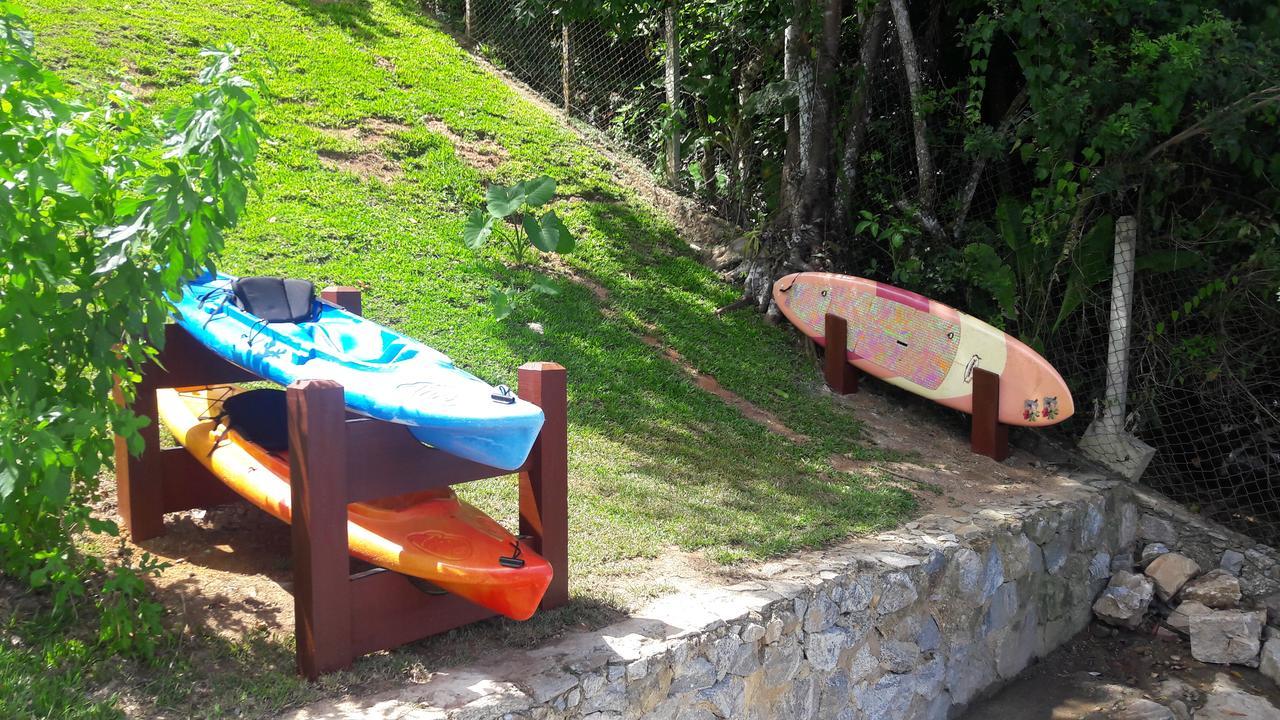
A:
[6, 0, 916, 715]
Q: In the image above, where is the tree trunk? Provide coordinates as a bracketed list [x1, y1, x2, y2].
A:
[730, 53, 764, 225]
[781, 11, 809, 218]
[561, 23, 571, 113]
[783, 0, 815, 268]
[664, 4, 681, 187]
[833, 0, 890, 237]
[794, 0, 844, 265]
[889, 0, 937, 215]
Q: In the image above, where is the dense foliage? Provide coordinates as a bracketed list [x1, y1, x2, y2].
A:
[0, 4, 262, 651]
[467, 0, 1279, 537]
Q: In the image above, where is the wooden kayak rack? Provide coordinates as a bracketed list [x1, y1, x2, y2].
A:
[112, 287, 570, 678]
[821, 312, 1010, 461]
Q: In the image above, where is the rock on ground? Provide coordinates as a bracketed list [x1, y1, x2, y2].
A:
[1144, 553, 1201, 602]
[1179, 569, 1241, 609]
[1166, 601, 1211, 635]
[1141, 543, 1170, 566]
[1189, 609, 1265, 666]
[1220, 549, 1246, 576]
[1093, 571, 1155, 629]
[1262, 638, 1280, 688]
[1113, 697, 1174, 720]
[1196, 675, 1280, 720]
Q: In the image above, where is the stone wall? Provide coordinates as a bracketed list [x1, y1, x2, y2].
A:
[283, 467, 1280, 720]
[289, 471, 1153, 720]
[1129, 484, 1280, 603]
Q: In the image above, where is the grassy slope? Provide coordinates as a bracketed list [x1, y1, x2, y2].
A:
[7, 0, 915, 716]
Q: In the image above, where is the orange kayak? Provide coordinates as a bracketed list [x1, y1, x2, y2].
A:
[155, 386, 553, 621]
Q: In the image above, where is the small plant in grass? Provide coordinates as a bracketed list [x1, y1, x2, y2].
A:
[462, 176, 576, 319]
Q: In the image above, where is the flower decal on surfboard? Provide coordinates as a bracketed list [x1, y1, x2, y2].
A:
[1043, 396, 1059, 420]
[1023, 398, 1039, 421]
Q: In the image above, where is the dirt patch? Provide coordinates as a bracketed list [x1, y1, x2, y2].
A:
[318, 148, 401, 182]
[640, 333, 809, 444]
[119, 59, 160, 103]
[421, 116, 508, 170]
[317, 118, 409, 182]
[822, 370, 1065, 516]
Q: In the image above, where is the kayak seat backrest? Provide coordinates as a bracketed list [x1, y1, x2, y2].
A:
[232, 276, 316, 324]
[219, 388, 290, 452]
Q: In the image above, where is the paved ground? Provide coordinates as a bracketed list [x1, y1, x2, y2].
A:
[962, 622, 1280, 719]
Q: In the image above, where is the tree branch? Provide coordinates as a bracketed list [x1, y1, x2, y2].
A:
[889, 0, 937, 214]
[1144, 86, 1280, 163]
[833, 0, 890, 234]
[952, 86, 1028, 239]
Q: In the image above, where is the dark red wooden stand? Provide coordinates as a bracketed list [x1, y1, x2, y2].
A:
[819, 312, 1009, 461]
[822, 313, 859, 395]
[112, 287, 569, 678]
[968, 367, 1009, 461]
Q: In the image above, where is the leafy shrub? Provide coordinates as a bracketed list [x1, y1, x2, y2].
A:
[462, 176, 577, 318]
[0, 4, 263, 655]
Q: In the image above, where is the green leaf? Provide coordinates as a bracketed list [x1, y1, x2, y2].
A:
[486, 183, 525, 218]
[523, 214, 554, 252]
[489, 287, 515, 320]
[543, 210, 576, 253]
[963, 243, 1017, 319]
[524, 176, 556, 207]
[463, 207, 494, 248]
[530, 273, 560, 296]
[0, 467, 15, 500]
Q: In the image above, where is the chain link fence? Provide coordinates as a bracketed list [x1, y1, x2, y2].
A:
[427, 3, 1279, 546]
[429, 0, 668, 173]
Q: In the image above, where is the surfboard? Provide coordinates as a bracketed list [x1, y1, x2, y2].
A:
[155, 385, 553, 621]
[773, 272, 1074, 427]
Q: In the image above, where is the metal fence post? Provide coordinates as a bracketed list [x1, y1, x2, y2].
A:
[464, 0, 472, 38]
[1079, 215, 1156, 479]
[561, 22, 572, 113]
[663, 4, 680, 186]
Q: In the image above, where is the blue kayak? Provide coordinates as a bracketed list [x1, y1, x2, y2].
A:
[171, 273, 544, 471]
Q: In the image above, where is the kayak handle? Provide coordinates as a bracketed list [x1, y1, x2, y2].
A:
[491, 384, 516, 404]
[499, 541, 525, 568]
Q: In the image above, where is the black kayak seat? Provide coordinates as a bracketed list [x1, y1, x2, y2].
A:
[219, 388, 290, 452]
[232, 276, 316, 324]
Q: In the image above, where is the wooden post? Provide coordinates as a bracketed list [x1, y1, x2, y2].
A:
[112, 376, 166, 541]
[321, 286, 362, 316]
[970, 367, 1010, 461]
[464, 0, 472, 38]
[561, 23, 572, 113]
[517, 362, 570, 609]
[663, 4, 680, 186]
[822, 313, 858, 395]
[288, 379, 353, 679]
